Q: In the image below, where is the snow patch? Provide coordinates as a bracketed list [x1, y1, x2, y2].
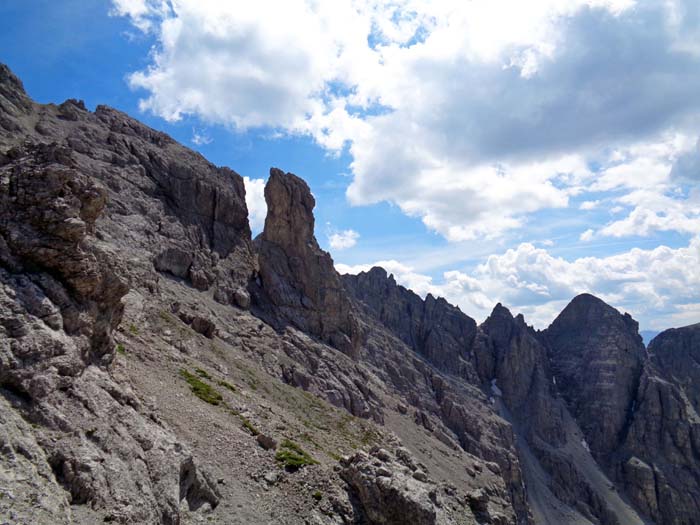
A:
[581, 438, 590, 452]
[491, 378, 502, 397]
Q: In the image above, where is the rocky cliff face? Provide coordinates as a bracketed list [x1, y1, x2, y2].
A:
[544, 294, 646, 459]
[254, 168, 361, 356]
[2, 62, 700, 525]
[616, 323, 700, 524]
[343, 267, 477, 377]
[0, 67, 222, 524]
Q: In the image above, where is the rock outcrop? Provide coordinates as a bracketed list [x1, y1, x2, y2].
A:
[343, 267, 477, 377]
[340, 447, 476, 525]
[0, 64, 230, 524]
[616, 323, 700, 524]
[254, 168, 360, 355]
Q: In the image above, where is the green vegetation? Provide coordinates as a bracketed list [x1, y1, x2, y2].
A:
[312, 490, 323, 501]
[116, 344, 126, 355]
[159, 310, 176, 324]
[128, 323, 139, 335]
[179, 369, 223, 405]
[241, 417, 259, 436]
[195, 367, 211, 379]
[217, 379, 236, 393]
[360, 426, 380, 446]
[275, 439, 318, 470]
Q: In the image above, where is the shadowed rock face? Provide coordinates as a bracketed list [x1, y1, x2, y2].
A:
[543, 293, 646, 459]
[618, 323, 700, 525]
[254, 168, 361, 355]
[343, 266, 478, 377]
[476, 305, 565, 445]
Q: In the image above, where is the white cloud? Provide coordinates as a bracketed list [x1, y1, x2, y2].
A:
[580, 229, 595, 241]
[336, 259, 442, 298]
[113, 0, 700, 242]
[338, 237, 700, 330]
[243, 177, 266, 234]
[580, 200, 600, 210]
[110, 0, 170, 32]
[597, 189, 700, 237]
[328, 229, 360, 250]
[191, 128, 212, 145]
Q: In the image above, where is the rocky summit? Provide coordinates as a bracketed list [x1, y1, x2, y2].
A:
[1, 62, 699, 525]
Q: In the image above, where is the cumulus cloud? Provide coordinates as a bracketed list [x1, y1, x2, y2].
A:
[112, 0, 700, 241]
[338, 237, 700, 330]
[113, 0, 700, 328]
[671, 139, 700, 181]
[328, 229, 360, 250]
[598, 189, 700, 237]
[243, 177, 266, 234]
[110, 0, 170, 32]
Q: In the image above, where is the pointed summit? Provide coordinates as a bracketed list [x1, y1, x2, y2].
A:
[544, 294, 646, 458]
[254, 168, 360, 355]
[261, 167, 317, 250]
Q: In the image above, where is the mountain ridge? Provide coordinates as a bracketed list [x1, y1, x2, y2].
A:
[1, 62, 698, 525]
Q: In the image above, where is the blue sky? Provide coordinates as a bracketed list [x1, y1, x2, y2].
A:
[2, 0, 699, 330]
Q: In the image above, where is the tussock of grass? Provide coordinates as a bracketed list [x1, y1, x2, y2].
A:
[217, 379, 236, 393]
[180, 369, 223, 405]
[195, 368, 211, 379]
[241, 418, 259, 436]
[275, 439, 318, 470]
[116, 344, 126, 355]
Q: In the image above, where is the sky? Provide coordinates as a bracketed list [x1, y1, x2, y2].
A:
[1, 0, 699, 331]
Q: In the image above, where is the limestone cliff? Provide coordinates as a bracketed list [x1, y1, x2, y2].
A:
[253, 168, 361, 356]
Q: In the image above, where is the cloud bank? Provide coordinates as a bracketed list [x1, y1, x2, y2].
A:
[113, 0, 700, 328]
[338, 237, 700, 330]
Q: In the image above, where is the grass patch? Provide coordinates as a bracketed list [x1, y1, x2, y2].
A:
[312, 490, 323, 501]
[195, 368, 211, 379]
[360, 426, 380, 446]
[275, 439, 318, 470]
[159, 310, 175, 323]
[241, 417, 259, 436]
[116, 344, 126, 355]
[217, 379, 236, 393]
[128, 323, 139, 335]
[180, 369, 223, 405]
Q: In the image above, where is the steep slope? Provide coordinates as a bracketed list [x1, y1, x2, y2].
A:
[344, 272, 647, 525]
[479, 304, 644, 525]
[543, 294, 646, 459]
[617, 323, 700, 524]
[0, 67, 222, 524]
[342, 267, 477, 377]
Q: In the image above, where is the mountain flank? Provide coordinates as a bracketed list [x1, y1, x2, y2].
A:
[1, 63, 699, 525]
